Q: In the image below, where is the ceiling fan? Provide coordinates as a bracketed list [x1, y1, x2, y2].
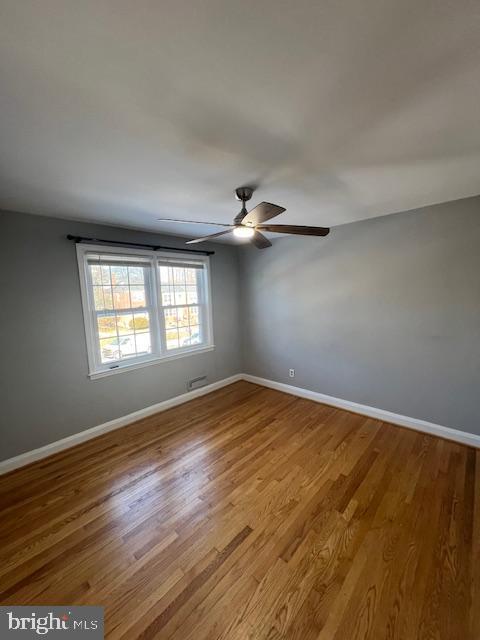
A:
[157, 187, 330, 249]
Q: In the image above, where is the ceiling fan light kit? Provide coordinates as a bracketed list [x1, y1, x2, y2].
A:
[157, 186, 330, 249]
[233, 226, 255, 238]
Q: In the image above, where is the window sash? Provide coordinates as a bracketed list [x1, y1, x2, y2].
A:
[94, 309, 155, 364]
[161, 303, 205, 349]
[155, 259, 210, 353]
[85, 256, 159, 370]
[77, 245, 213, 376]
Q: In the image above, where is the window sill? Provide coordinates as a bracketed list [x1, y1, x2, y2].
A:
[88, 345, 215, 380]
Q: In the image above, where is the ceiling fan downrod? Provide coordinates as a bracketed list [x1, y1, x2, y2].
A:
[234, 186, 254, 225]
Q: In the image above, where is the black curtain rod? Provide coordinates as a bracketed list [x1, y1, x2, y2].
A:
[67, 235, 214, 256]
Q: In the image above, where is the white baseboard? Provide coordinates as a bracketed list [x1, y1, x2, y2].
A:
[2, 371, 478, 475]
[242, 374, 480, 449]
[0, 374, 243, 475]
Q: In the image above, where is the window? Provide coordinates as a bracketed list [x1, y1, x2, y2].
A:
[77, 245, 213, 378]
[158, 259, 206, 350]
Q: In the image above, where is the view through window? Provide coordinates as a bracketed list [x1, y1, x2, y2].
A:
[89, 258, 154, 364]
[78, 247, 213, 376]
[159, 262, 203, 350]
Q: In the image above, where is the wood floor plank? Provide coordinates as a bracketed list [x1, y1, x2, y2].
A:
[0, 381, 477, 639]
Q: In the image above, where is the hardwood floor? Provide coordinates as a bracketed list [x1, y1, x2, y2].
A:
[0, 381, 478, 639]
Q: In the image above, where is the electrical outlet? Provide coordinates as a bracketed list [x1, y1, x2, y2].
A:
[289, 368, 295, 378]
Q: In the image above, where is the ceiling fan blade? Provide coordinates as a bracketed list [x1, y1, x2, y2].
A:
[185, 229, 233, 244]
[242, 202, 286, 226]
[256, 224, 330, 237]
[158, 218, 233, 227]
[250, 230, 272, 249]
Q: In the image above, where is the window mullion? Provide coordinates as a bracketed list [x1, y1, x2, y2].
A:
[153, 259, 167, 357]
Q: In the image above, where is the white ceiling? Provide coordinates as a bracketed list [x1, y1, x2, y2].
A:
[1, 0, 479, 242]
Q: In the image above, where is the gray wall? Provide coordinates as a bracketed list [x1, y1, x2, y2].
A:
[1, 196, 479, 462]
[239, 196, 480, 435]
[0, 211, 242, 460]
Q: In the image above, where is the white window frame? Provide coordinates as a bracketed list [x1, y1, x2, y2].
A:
[76, 244, 214, 379]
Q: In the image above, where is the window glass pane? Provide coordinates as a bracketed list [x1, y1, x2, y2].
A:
[102, 287, 113, 310]
[130, 285, 146, 308]
[189, 327, 201, 345]
[162, 286, 174, 306]
[99, 322, 152, 362]
[173, 267, 185, 285]
[179, 326, 201, 347]
[177, 307, 189, 327]
[164, 307, 197, 333]
[188, 306, 199, 326]
[185, 268, 197, 285]
[111, 265, 128, 285]
[132, 312, 149, 332]
[97, 315, 116, 338]
[113, 286, 131, 309]
[116, 313, 134, 335]
[179, 326, 190, 346]
[134, 332, 151, 355]
[160, 266, 171, 284]
[100, 337, 120, 363]
[166, 329, 179, 350]
[186, 286, 198, 304]
[90, 265, 102, 285]
[174, 286, 187, 305]
[118, 335, 136, 357]
[93, 286, 105, 310]
[164, 308, 177, 329]
[101, 265, 111, 285]
[128, 266, 144, 284]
